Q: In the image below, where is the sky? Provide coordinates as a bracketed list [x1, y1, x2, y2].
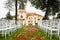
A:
[0, 0, 45, 19]
[0, 0, 7, 18]
[0, 0, 15, 19]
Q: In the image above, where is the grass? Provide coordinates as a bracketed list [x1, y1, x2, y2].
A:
[0, 25, 60, 40]
[0, 27, 25, 40]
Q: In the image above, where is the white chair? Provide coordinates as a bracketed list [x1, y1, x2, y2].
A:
[0, 24, 8, 39]
[42, 20, 48, 31]
[11, 20, 17, 31]
[0, 28, 8, 39]
[0, 20, 16, 39]
[48, 22, 60, 40]
[44, 20, 50, 33]
[17, 20, 22, 29]
[38, 20, 44, 30]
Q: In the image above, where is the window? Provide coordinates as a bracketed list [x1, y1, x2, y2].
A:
[21, 15, 23, 18]
[38, 19, 40, 20]
[29, 17, 30, 19]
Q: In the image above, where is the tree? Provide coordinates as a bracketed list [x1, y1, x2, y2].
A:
[4, 0, 14, 13]
[4, 0, 15, 20]
[11, 0, 27, 21]
[13, 0, 27, 9]
[6, 12, 13, 20]
[30, 0, 60, 20]
[18, 0, 27, 9]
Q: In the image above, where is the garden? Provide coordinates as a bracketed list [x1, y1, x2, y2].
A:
[0, 25, 59, 40]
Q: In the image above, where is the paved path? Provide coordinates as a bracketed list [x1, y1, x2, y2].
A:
[23, 26, 38, 31]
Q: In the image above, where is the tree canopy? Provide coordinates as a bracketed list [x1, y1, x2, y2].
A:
[30, 0, 60, 20]
[6, 12, 13, 20]
[4, 0, 15, 11]
[18, 0, 27, 9]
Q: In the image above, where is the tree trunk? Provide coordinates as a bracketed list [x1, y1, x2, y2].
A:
[15, 0, 17, 24]
[19, 0, 24, 9]
[43, 2, 50, 20]
[43, 8, 49, 20]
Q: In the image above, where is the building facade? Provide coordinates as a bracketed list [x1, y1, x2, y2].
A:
[17, 9, 42, 24]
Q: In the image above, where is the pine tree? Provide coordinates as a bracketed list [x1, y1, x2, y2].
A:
[6, 12, 13, 20]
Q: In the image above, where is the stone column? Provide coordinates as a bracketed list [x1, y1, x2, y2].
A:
[23, 20, 25, 25]
[26, 20, 28, 26]
[32, 17, 35, 25]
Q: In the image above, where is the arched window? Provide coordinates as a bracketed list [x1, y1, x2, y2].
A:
[21, 15, 23, 18]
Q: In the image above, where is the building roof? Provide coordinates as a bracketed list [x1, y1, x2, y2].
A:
[17, 9, 42, 17]
[26, 12, 42, 17]
[18, 9, 26, 13]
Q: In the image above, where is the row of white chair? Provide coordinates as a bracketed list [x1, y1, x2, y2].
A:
[0, 20, 22, 39]
[38, 20, 60, 40]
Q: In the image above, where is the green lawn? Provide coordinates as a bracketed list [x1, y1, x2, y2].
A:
[0, 26, 59, 40]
